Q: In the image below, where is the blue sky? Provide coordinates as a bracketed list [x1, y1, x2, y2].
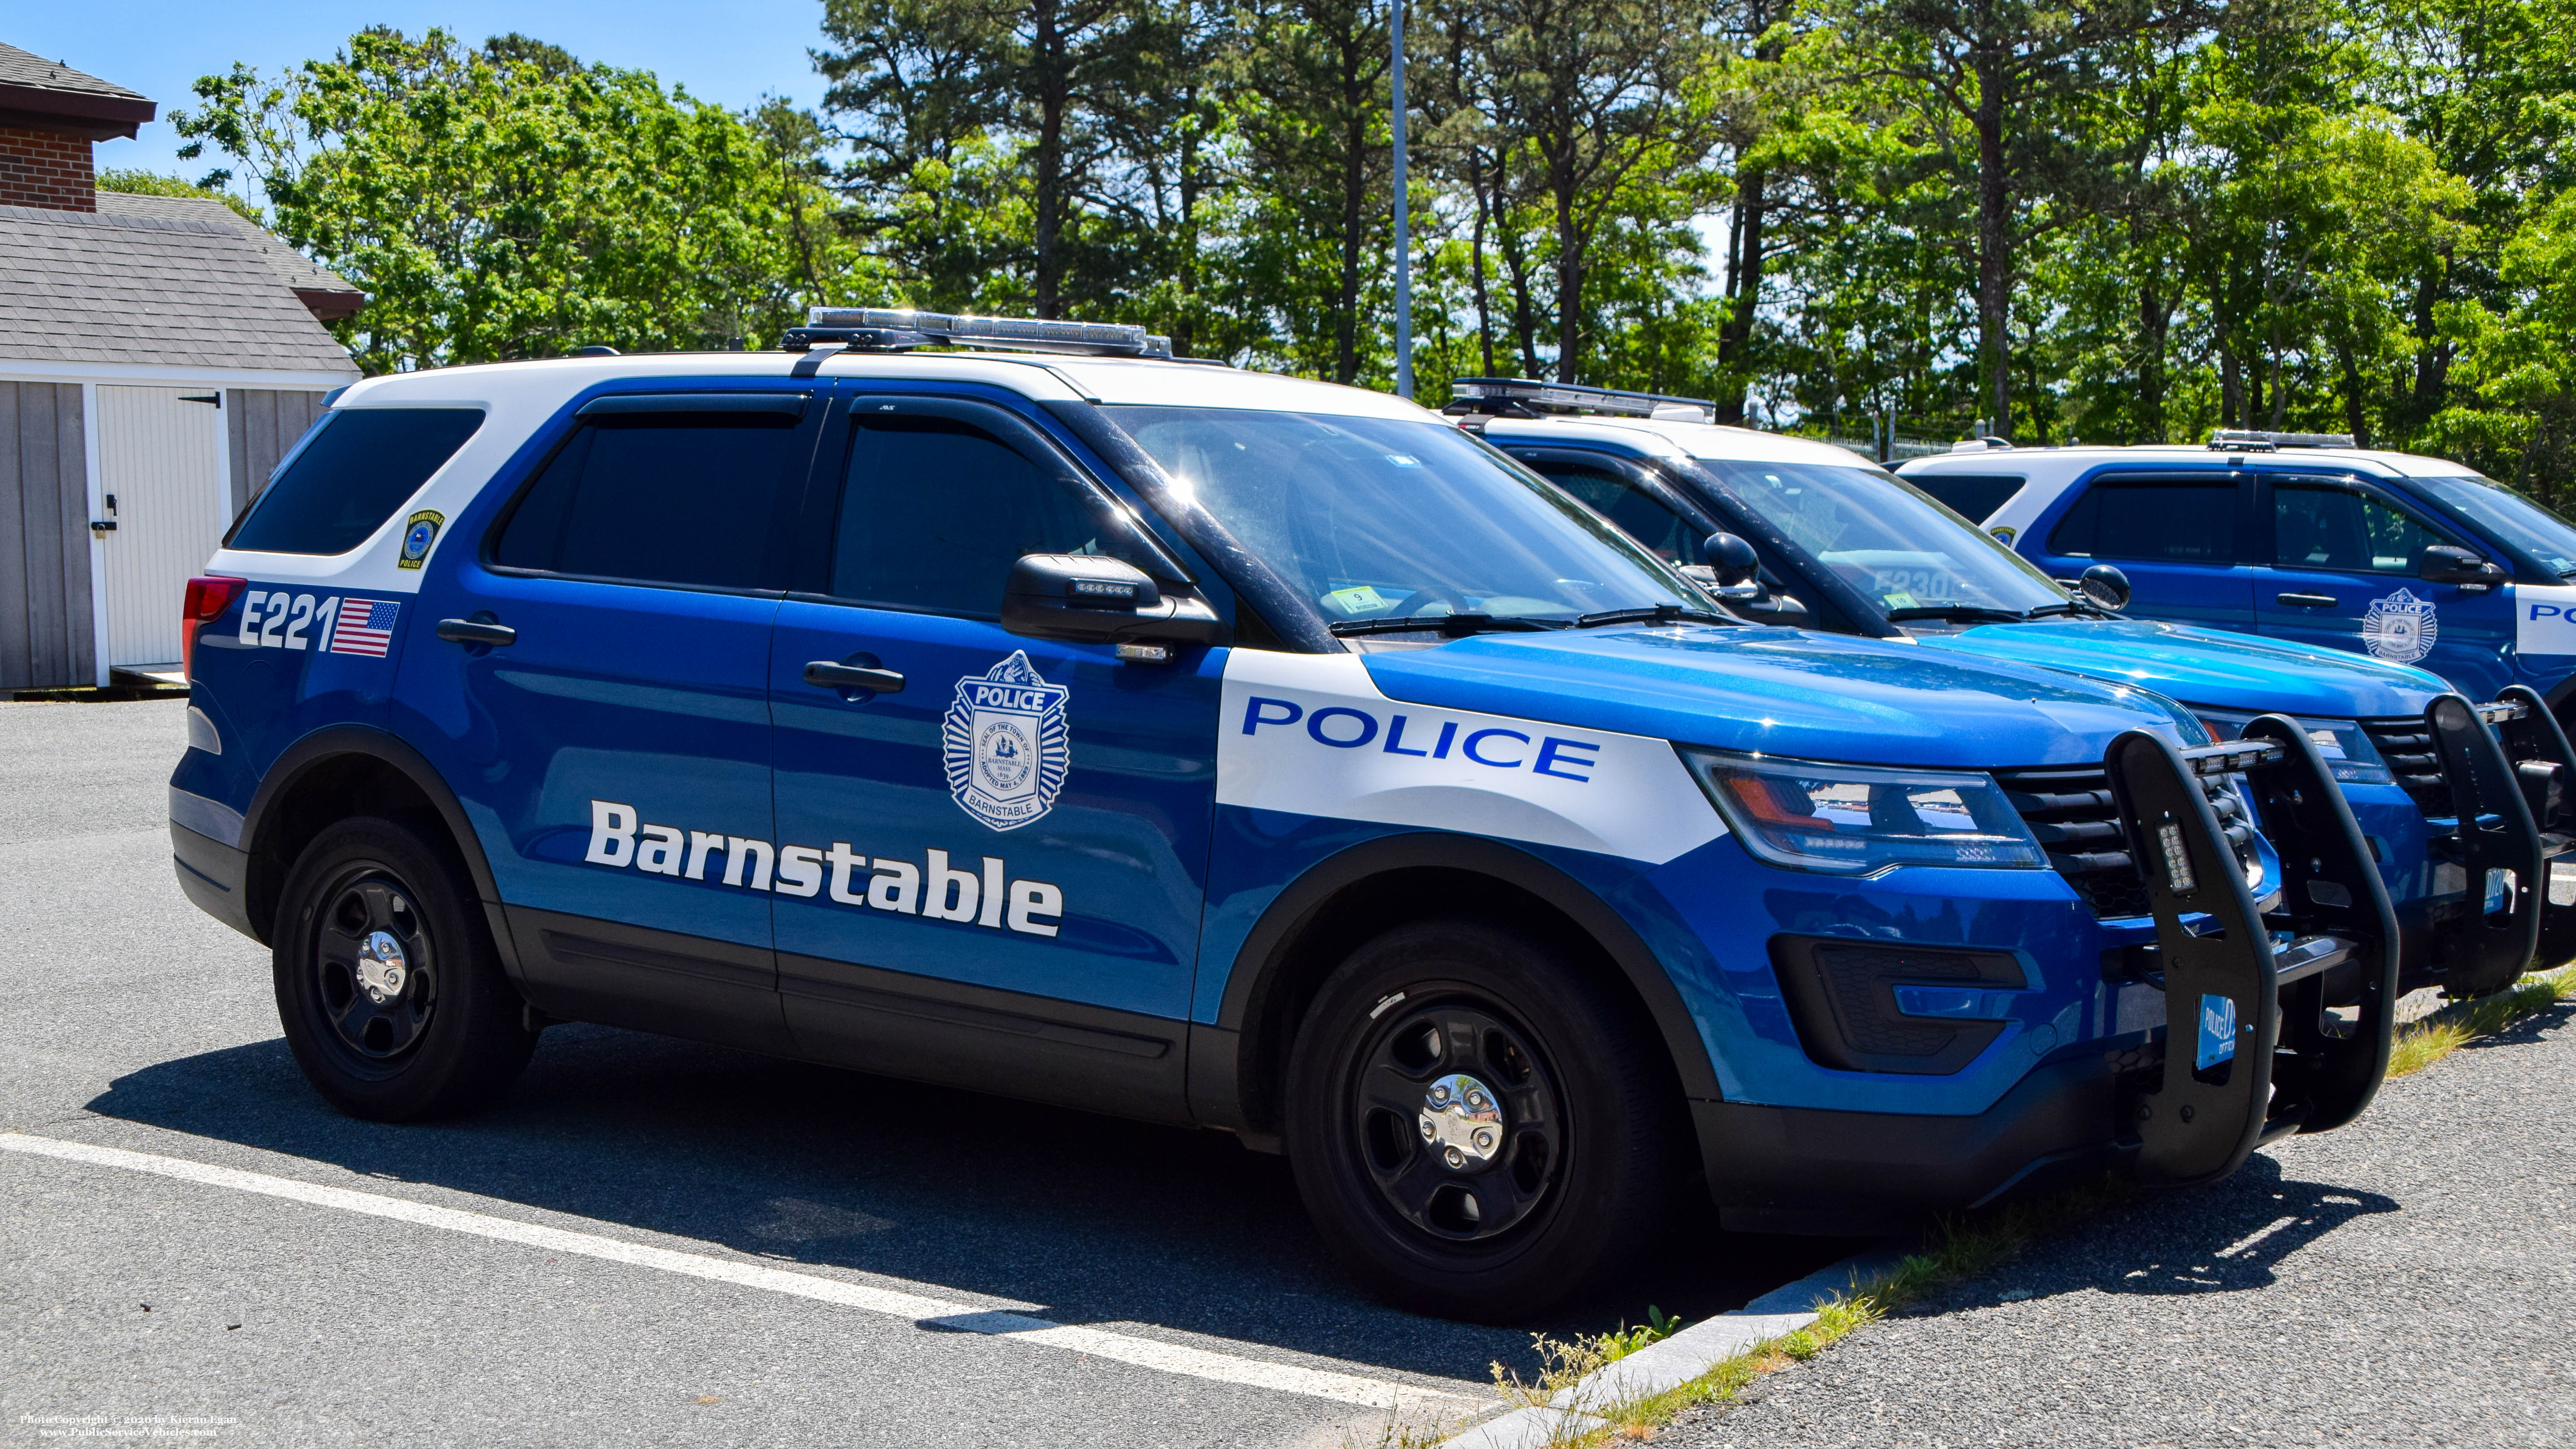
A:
[10, 3, 831, 187]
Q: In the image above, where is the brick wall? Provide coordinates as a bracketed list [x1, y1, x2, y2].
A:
[0, 126, 95, 212]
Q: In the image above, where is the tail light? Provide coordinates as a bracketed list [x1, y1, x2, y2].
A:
[181, 576, 248, 680]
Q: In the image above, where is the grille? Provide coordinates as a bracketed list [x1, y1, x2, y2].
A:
[1997, 765, 2255, 919]
[2359, 716, 2450, 817]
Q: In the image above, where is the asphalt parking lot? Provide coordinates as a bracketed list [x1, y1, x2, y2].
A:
[0, 699, 1857, 1448]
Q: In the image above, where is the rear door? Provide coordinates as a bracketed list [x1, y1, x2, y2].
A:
[764, 390, 1221, 1118]
[2252, 473, 2513, 698]
[2024, 469, 2257, 632]
[400, 390, 820, 1050]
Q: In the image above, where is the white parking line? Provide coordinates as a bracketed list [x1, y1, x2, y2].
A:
[0, 1132, 1469, 1415]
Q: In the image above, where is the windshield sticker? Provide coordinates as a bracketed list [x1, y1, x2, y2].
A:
[944, 652, 1070, 832]
[580, 800, 1063, 936]
[2361, 588, 2438, 664]
[1882, 591, 1920, 609]
[1324, 585, 1391, 616]
[1216, 650, 1725, 864]
[2517, 584, 2576, 657]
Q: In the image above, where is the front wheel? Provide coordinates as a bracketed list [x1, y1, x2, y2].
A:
[1283, 920, 1685, 1321]
[272, 816, 537, 1121]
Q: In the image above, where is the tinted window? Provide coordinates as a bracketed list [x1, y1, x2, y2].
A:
[2414, 473, 2576, 576]
[1539, 465, 1704, 563]
[2274, 484, 2449, 574]
[2047, 479, 2238, 563]
[494, 413, 808, 590]
[1907, 473, 2024, 523]
[1698, 459, 2067, 614]
[829, 411, 1115, 616]
[228, 408, 482, 555]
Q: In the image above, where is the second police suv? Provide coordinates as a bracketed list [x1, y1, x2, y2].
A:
[172, 311, 2398, 1319]
[1441, 379, 2576, 1001]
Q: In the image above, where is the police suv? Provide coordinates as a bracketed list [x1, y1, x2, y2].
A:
[1445, 382, 2576, 999]
[171, 312, 2395, 1319]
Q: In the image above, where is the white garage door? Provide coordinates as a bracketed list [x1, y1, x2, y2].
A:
[97, 386, 228, 669]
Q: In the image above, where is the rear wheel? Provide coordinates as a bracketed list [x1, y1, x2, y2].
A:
[1283, 919, 1684, 1321]
[272, 816, 537, 1120]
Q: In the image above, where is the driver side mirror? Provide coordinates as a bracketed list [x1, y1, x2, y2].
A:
[1703, 532, 1760, 589]
[2420, 544, 2506, 586]
[1001, 554, 1227, 651]
[1687, 531, 1810, 625]
[2078, 564, 2131, 610]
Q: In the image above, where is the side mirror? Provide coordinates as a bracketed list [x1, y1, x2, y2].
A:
[2077, 564, 2131, 610]
[1703, 532, 1760, 590]
[2420, 544, 2506, 586]
[1001, 553, 1226, 649]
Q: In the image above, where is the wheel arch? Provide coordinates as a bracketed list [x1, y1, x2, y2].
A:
[1197, 833, 1723, 1147]
[239, 727, 506, 954]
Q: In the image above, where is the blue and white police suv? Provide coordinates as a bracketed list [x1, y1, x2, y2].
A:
[169, 311, 2395, 1319]
[1442, 382, 2576, 1000]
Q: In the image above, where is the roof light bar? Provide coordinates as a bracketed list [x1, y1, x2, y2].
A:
[782, 308, 1173, 360]
[2209, 429, 2355, 451]
[1446, 377, 1716, 422]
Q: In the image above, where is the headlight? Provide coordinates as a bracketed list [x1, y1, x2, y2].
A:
[2192, 710, 2393, 786]
[1681, 749, 2048, 875]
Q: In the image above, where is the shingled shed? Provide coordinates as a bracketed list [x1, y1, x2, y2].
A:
[0, 40, 363, 689]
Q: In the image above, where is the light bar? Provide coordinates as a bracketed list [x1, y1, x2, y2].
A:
[784, 308, 1173, 359]
[2208, 429, 2356, 451]
[2179, 738, 2285, 777]
[2477, 699, 2531, 725]
[1448, 377, 1716, 422]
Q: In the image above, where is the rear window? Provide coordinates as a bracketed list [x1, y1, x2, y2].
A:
[1907, 473, 2024, 523]
[227, 408, 484, 555]
[2047, 477, 2240, 563]
[492, 412, 809, 591]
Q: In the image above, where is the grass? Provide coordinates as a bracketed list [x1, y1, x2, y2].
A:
[1423, 959, 2576, 1448]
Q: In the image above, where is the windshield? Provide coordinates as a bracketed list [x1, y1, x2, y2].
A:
[1104, 407, 1704, 626]
[1693, 459, 2072, 617]
[2413, 473, 2576, 577]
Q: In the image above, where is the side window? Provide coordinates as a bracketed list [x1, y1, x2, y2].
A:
[828, 403, 1126, 616]
[1536, 464, 1703, 563]
[493, 410, 809, 590]
[2047, 479, 2239, 564]
[2274, 484, 2450, 574]
[226, 408, 484, 555]
[1909, 473, 2024, 524]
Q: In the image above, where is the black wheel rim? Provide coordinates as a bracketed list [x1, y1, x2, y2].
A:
[1348, 995, 1565, 1243]
[311, 865, 437, 1061]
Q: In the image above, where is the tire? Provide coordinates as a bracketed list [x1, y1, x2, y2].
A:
[271, 816, 537, 1121]
[1283, 918, 1685, 1321]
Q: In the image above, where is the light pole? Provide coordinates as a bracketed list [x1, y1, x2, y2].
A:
[1391, 0, 1412, 400]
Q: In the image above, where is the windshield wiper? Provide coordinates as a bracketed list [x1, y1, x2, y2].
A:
[1572, 603, 1737, 629]
[1885, 604, 2030, 623]
[1327, 612, 1567, 638]
[2025, 601, 2115, 619]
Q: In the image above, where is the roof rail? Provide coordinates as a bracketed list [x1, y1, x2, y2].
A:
[782, 308, 1174, 360]
[1950, 435, 2013, 452]
[2209, 429, 2354, 451]
[1444, 377, 1716, 423]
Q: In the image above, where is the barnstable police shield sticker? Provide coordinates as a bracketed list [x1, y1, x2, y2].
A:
[398, 509, 443, 569]
[944, 651, 1070, 831]
[2361, 586, 2438, 664]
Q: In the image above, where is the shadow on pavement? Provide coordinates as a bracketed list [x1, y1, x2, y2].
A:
[81, 1020, 1863, 1384]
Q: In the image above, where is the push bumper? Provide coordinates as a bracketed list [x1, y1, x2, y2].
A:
[2488, 685, 2576, 976]
[1700, 720, 2398, 1226]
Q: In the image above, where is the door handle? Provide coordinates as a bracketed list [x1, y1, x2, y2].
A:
[436, 618, 517, 647]
[804, 660, 905, 694]
[2276, 592, 2338, 608]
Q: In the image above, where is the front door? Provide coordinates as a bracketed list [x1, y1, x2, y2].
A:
[97, 385, 227, 668]
[766, 391, 1221, 1117]
[2026, 470, 2258, 633]
[399, 391, 821, 1049]
[2252, 474, 2514, 699]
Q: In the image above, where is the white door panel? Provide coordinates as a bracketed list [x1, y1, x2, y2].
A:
[97, 386, 226, 668]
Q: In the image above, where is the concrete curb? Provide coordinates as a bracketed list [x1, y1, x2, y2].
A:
[1437, 1246, 1907, 1449]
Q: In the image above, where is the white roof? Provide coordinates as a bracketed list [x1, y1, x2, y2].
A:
[1896, 443, 2472, 480]
[1480, 414, 1882, 469]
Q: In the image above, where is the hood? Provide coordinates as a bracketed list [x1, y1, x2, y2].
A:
[1360, 624, 2205, 768]
[1916, 617, 2448, 720]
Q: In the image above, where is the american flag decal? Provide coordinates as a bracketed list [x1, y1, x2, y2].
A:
[329, 599, 400, 657]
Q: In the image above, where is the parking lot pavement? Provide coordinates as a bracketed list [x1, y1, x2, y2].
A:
[0, 700, 1858, 1448]
[1661, 1001, 2576, 1446]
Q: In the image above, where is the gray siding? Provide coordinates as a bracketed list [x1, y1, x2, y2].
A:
[225, 387, 326, 519]
[0, 382, 93, 689]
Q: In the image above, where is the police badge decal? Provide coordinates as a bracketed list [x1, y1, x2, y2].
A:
[944, 652, 1072, 830]
[2361, 587, 2439, 664]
